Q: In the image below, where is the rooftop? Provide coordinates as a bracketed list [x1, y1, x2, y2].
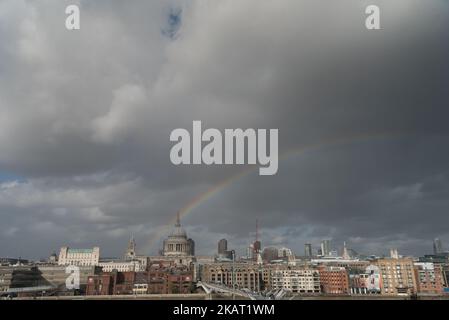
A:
[67, 249, 94, 253]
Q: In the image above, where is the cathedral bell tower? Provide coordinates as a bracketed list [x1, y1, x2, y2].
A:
[124, 234, 137, 260]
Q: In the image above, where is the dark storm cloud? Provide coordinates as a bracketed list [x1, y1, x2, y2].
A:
[0, 0, 448, 258]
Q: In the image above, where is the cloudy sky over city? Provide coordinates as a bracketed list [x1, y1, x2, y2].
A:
[0, 0, 449, 259]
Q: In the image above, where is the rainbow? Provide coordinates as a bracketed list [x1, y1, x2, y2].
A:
[143, 131, 414, 253]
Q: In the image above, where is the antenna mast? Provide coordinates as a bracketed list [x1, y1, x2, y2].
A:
[256, 219, 259, 242]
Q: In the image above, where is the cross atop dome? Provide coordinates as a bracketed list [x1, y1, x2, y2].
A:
[175, 211, 181, 227]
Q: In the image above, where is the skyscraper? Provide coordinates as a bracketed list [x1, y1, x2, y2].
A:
[246, 244, 254, 260]
[390, 248, 399, 259]
[278, 247, 294, 258]
[218, 239, 228, 255]
[262, 246, 279, 262]
[321, 239, 331, 256]
[304, 243, 312, 258]
[342, 242, 350, 259]
[433, 238, 443, 255]
[253, 219, 261, 257]
[253, 240, 261, 253]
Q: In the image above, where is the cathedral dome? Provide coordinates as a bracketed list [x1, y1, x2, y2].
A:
[169, 225, 187, 238]
[162, 212, 195, 257]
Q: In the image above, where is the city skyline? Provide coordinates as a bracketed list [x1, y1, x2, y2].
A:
[1, 214, 447, 261]
[2, 213, 449, 299]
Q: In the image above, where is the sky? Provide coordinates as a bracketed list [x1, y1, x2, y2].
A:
[0, 0, 449, 259]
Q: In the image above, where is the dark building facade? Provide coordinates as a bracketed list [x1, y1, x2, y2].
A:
[318, 265, 350, 295]
[86, 265, 194, 295]
[86, 271, 135, 295]
[218, 239, 228, 255]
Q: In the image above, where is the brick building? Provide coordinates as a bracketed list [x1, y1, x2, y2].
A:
[86, 271, 135, 295]
[86, 274, 114, 295]
[374, 258, 418, 296]
[318, 265, 350, 295]
[86, 267, 194, 295]
[414, 262, 445, 295]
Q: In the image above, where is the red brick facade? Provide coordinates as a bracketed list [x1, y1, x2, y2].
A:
[318, 265, 350, 295]
[86, 268, 193, 295]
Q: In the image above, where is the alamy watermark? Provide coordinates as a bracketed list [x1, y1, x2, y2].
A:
[65, 265, 80, 290]
[170, 121, 279, 175]
[63, 4, 381, 31]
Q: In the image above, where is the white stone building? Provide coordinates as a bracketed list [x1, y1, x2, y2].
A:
[270, 268, 321, 293]
[163, 213, 195, 257]
[98, 260, 145, 272]
[58, 247, 100, 266]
